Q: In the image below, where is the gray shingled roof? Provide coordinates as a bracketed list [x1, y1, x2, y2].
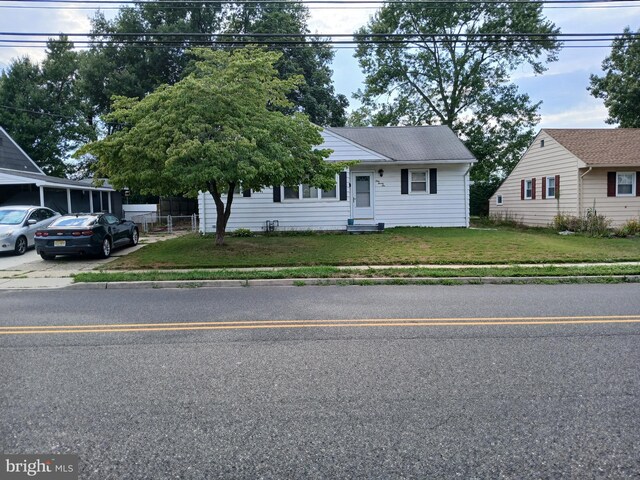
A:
[0, 127, 43, 174]
[0, 168, 114, 191]
[325, 126, 476, 163]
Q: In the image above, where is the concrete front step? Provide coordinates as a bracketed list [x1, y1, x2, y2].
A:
[347, 223, 384, 233]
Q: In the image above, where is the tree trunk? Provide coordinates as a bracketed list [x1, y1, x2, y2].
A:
[208, 180, 235, 246]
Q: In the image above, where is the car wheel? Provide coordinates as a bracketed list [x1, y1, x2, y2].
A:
[99, 237, 112, 259]
[130, 227, 139, 246]
[40, 252, 56, 261]
[14, 236, 27, 255]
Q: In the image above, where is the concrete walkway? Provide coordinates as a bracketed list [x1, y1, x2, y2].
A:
[1, 251, 640, 290]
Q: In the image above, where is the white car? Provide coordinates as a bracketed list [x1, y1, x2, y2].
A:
[0, 206, 61, 255]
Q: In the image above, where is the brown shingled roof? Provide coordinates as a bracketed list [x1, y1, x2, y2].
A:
[543, 128, 640, 167]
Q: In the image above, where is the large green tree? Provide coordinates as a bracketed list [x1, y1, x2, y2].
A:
[80, 0, 347, 128]
[79, 1, 226, 129]
[353, 0, 560, 183]
[226, 1, 348, 126]
[78, 48, 345, 245]
[589, 27, 640, 128]
[0, 37, 94, 176]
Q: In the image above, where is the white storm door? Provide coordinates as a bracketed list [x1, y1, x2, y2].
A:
[352, 173, 374, 219]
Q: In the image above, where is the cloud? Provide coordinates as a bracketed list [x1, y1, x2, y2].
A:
[539, 102, 611, 129]
[0, 6, 91, 67]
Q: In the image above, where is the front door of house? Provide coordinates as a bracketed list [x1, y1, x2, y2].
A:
[351, 173, 374, 220]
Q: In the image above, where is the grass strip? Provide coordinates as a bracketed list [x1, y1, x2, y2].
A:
[106, 228, 640, 269]
[74, 264, 640, 283]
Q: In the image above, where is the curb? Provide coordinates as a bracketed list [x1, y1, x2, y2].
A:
[65, 274, 640, 290]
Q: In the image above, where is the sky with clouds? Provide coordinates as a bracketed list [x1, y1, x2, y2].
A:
[0, 1, 639, 130]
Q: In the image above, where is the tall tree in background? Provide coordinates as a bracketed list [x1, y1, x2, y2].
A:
[226, 1, 348, 126]
[0, 37, 94, 176]
[79, 1, 226, 130]
[353, 0, 560, 184]
[589, 27, 640, 128]
[80, 0, 347, 128]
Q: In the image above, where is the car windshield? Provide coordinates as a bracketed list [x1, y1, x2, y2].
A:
[0, 209, 28, 225]
[50, 217, 97, 227]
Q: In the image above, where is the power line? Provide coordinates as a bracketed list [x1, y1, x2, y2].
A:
[0, 104, 79, 119]
[1, 1, 639, 8]
[2, 31, 637, 37]
[0, 0, 638, 4]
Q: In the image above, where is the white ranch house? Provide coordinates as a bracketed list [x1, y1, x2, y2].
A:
[198, 126, 477, 233]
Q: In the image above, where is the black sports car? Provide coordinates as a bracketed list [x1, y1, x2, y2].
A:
[35, 213, 139, 260]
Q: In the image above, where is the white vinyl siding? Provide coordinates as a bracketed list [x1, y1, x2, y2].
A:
[319, 130, 387, 162]
[489, 131, 580, 226]
[357, 164, 469, 228]
[199, 187, 351, 232]
[199, 164, 471, 232]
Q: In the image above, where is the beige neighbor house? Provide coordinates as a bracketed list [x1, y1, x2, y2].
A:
[490, 129, 640, 227]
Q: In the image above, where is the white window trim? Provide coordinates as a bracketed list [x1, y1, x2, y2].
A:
[546, 176, 556, 199]
[524, 179, 533, 200]
[281, 177, 339, 202]
[496, 194, 503, 206]
[409, 170, 429, 194]
[616, 172, 636, 197]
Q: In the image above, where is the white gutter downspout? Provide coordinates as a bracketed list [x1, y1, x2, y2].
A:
[579, 167, 593, 217]
[463, 164, 473, 227]
[200, 191, 206, 234]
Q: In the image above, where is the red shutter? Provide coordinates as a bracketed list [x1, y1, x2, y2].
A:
[637, 172, 640, 197]
[532, 178, 537, 200]
[541, 177, 546, 199]
[607, 172, 616, 197]
[521, 179, 525, 200]
[555, 175, 560, 199]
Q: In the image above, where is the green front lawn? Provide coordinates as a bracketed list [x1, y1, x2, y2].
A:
[106, 227, 640, 269]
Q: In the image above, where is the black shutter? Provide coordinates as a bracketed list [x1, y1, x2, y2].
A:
[401, 169, 409, 194]
[243, 189, 251, 197]
[607, 172, 616, 197]
[637, 172, 640, 197]
[429, 168, 437, 194]
[273, 186, 281, 203]
[339, 171, 347, 201]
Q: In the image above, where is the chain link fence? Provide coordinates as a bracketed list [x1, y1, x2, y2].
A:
[131, 213, 198, 234]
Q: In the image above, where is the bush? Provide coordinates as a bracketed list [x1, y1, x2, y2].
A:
[552, 209, 611, 237]
[553, 213, 583, 232]
[232, 228, 253, 237]
[474, 211, 523, 228]
[615, 218, 640, 237]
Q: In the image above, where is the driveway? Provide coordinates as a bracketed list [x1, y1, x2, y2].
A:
[0, 244, 143, 289]
[0, 233, 181, 289]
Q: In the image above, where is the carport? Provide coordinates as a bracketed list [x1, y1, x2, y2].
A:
[0, 169, 119, 215]
[0, 125, 122, 216]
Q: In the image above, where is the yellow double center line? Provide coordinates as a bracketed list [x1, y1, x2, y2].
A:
[1, 315, 640, 335]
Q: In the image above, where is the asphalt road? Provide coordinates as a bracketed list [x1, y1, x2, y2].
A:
[1, 284, 639, 479]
